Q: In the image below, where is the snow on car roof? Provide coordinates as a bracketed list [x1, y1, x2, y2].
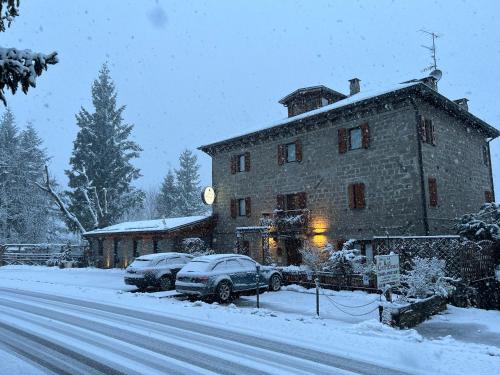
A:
[83, 215, 209, 235]
[194, 254, 250, 263]
[136, 252, 190, 260]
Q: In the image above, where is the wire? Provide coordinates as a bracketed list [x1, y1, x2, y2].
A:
[319, 287, 380, 308]
[320, 290, 380, 317]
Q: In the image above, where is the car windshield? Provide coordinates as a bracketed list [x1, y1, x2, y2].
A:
[181, 260, 211, 272]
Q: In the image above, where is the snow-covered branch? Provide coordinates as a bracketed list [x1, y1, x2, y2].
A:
[0, 47, 58, 105]
[35, 165, 86, 234]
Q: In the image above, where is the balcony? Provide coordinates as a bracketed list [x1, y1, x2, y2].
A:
[260, 209, 310, 234]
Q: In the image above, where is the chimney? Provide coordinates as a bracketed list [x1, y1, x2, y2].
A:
[349, 78, 361, 96]
[453, 98, 469, 111]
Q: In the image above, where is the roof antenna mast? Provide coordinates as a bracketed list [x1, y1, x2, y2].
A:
[420, 30, 440, 72]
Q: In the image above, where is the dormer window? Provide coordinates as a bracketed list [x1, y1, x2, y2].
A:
[279, 85, 347, 117]
[321, 97, 329, 106]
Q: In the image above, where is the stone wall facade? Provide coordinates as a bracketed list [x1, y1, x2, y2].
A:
[204, 87, 496, 265]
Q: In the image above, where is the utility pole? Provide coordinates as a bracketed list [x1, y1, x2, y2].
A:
[420, 30, 440, 72]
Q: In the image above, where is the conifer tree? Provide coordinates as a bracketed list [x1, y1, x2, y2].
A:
[65, 64, 142, 230]
[175, 150, 203, 216]
[157, 169, 178, 217]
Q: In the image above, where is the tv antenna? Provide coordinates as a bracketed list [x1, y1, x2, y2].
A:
[420, 30, 441, 72]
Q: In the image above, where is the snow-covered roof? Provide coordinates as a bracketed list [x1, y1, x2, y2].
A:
[199, 80, 499, 153]
[83, 215, 210, 236]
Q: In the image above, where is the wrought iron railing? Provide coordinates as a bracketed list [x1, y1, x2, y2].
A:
[260, 209, 310, 233]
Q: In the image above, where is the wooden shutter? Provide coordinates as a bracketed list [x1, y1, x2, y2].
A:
[278, 144, 285, 165]
[245, 197, 251, 217]
[348, 184, 355, 209]
[361, 123, 370, 149]
[355, 183, 365, 209]
[244, 152, 251, 172]
[485, 191, 493, 203]
[429, 119, 436, 145]
[297, 192, 307, 209]
[338, 128, 347, 154]
[277, 194, 285, 210]
[419, 115, 427, 143]
[428, 177, 438, 207]
[230, 199, 237, 218]
[295, 140, 302, 162]
[483, 145, 490, 166]
[230, 156, 237, 174]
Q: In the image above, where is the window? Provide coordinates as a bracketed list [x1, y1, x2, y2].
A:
[98, 239, 104, 256]
[483, 145, 490, 166]
[226, 259, 241, 270]
[348, 183, 365, 209]
[239, 258, 256, 270]
[321, 97, 329, 106]
[286, 142, 296, 162]
[212, 261, 227, 271]
[133, 239, 139, 258]
[485, 191, 493, 203]
[238, 198, 246, 216]
[238, 154, 245, 172]
[153, 238, 159, 253]
[349, 127, 362, 150]
[420, 116, 436, 145]
[428, 177, 438, 207]
[277, 192, 306, 210]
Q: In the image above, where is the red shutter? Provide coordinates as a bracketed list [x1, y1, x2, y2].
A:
[277, 194, 285, 210]
[230, 199, 237, 218]
[295, 140, 302, 162]
[428, 177, 438, 207]
[230, 156, 237, 174]
[348, 184, 355, 209]
[245, 197, 251, 217]
[361, 123, 370, 149]
[355, 183, 365, 209]
[297, 192, 307, 209]
[419, 115, 427, 143]
[485, 191, 493, 203]
[278, 144, 285, 165]
[338, 128, 347, 154]
[244, 152, 251, 172]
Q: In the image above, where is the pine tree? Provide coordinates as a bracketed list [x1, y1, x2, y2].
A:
[157, 169, 178, 217]
[65, 64, 143, 231]
[175, 150, 203, 216]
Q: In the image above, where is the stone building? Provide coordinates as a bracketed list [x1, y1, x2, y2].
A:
[83, 216, 214, 268]
[199, 76, 499, 266]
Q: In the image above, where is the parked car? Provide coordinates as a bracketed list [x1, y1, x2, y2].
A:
[124, 252, 193, 291]
[175, 254, 282, 303]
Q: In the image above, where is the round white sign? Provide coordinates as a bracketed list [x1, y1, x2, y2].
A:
[201, 186, 215, 205]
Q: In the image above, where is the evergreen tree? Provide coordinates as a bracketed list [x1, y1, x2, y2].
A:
[175, 150, 203, 216]
[65, 64, 143, 230]
[157, 169, 178, 217]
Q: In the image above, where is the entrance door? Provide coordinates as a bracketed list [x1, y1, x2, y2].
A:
[285, 238, 302, 266]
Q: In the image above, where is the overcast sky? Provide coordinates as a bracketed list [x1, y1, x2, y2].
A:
[3, 0, 500, 191]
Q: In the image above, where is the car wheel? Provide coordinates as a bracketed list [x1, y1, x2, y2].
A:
[269, 274, 282, 292]
[159, 275, 174, 291]
[216, 280, 232, 303]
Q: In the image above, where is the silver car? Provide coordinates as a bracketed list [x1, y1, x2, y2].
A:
[124, 252, 193, 291]
[175, 254, 282, 303]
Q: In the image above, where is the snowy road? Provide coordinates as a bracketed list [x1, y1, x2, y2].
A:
[0, 287, 409, 375]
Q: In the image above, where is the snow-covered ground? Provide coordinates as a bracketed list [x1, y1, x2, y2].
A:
[0, 266, 499, 374]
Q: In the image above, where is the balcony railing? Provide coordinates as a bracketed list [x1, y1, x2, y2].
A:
[260, 209, 310, 234]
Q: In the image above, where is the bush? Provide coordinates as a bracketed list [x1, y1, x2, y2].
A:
[181, 237, 214, 257]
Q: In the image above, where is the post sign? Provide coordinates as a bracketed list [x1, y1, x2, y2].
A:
[375, 254, 400, 290]
[201, 186, 215, 205]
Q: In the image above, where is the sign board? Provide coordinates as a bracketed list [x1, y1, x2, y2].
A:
[201, 186, 216, 205]
[362, 274, 369, 286]
[375, 254, 400, 290]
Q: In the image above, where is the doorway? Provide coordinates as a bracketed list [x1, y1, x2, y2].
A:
[285, 238, 302, 266]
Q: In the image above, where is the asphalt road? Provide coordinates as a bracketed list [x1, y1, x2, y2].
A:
[0, 287, 410, 375]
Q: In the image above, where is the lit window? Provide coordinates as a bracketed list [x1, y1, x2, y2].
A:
[286, 143, 296, 162]
[238, 199, 246, 216]
[238, 154, 245, 172]
[349, 127, 362, 150]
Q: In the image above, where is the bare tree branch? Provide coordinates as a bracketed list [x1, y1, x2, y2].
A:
[35, 165, 86, 234]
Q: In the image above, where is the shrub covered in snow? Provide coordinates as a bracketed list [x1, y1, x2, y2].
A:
[181, 237, 213, 257]
[298, 241, 331, 272]
[456, 203, 500, 242]
[401, 256, 455, 299]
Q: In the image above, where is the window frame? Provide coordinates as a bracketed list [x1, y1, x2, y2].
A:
[349, 127, 362, 150]
[286, 142, 297, 163]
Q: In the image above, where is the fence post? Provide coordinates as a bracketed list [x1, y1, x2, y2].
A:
[256, 264, 260, 309]
[315, 277, 320, 317]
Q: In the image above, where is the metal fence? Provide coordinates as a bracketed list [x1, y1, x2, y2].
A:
[0, 243, 87, 266]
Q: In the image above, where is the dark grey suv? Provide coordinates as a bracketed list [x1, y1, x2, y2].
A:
[175, 254, 282, 302]
[124, 252, 193, 291]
